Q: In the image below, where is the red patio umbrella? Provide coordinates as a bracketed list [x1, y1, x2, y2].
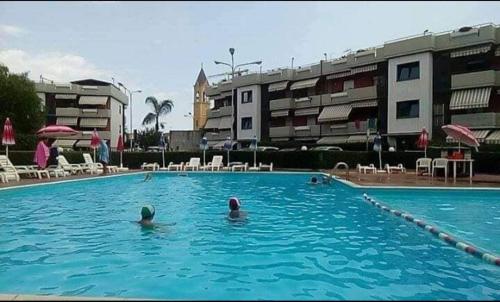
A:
[416, 127, 429, 158]
[117, 134, 124, 168]
[442, 124, 479, 151]
[2, 117, 15, 158]
[90, 129, 101, 162]
[36, 125, 78, 138]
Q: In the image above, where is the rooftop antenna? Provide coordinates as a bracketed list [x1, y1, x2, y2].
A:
[323, 53, 327, 60]
[423, 29, 429, 35]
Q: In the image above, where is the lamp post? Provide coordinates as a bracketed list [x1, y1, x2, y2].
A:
[214, 48, 262, 144]
[118, 82, 141, 151]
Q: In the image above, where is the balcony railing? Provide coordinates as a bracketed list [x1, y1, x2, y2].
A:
[56, 108, 111, 118]
[293, 125, 321, 137]
[321, 120, 374, 136]
[269, 126, 294, 138]
[207, 106, 233, 118]
[451, 112, 500, 128]
[204, 130, 231, 141]
[321, 85, 377, 106]
[294, 95, 321, 109]
[451, 70, 499, 90]
[269, 98, 294, 111]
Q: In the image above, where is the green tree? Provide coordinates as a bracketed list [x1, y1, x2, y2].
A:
[136, 127, 161, 150]
[141, 96, 174, 132]
[0, 64, 45, 149]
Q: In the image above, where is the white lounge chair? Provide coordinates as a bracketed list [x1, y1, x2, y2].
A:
[1, 156, 52, 180]
[0, 172, 7, 183]
[357, 163, 377, 174]
[416, 158, 432, 176]
[432, 158, 448, 182]
[54, 155, 85, 175]
[385, 163, 406, 174]
[0, 155, 26, 181]
[167, 161, 184, 171]
[82, 153, 118, 174]
[184, 158, 200, 171]
[142, 162, 160, 171]
[259, 162, 273, 171]
[200, 156, 224, 171]
[232, 162, 248, 172]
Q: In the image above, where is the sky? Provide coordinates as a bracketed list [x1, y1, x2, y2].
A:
[1, 1, 499, 132]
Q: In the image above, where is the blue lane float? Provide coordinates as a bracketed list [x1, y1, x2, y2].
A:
[362, 193, 500, 267]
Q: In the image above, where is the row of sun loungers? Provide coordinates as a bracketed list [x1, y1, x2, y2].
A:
[141, 156, 274, 172]
[0, 153, 126, 183]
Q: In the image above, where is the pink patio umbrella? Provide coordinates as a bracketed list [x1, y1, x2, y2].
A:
[442, 124, 480, 151]
[2, 117, 15, 158]
[36, 125, 78, 138]
[117, 134, 124, 168]
[90, 129, 101, 163]
[416, 127, 429, 158]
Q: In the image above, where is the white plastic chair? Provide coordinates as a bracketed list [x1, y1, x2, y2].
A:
[416, 158, 432, 176]
[184, 158, 200, 171]
[201, 156, 224, 171]
[432, 158, 448, 182]
[167, 161, 184, 171]
[259, 162, 273, 171]
[385, 163, 406, 174]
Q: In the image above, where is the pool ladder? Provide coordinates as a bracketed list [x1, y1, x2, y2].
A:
[331, 162, 349, 178]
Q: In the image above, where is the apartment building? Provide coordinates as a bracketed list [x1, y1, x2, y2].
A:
[35, 79, 128, 150]
[203, 23, 500, 150]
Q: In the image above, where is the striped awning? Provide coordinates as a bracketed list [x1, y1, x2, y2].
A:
[204, 118, 221, 129]
[450, 45, 491, 58]
[294, 107, 320, 116]
[449, 87, 492, 110]
[351, 64, 377, 74]
[218, 116, 232, 129]
[79, 96, 108, 106]
[290, 77, 320, 90]
[271, 110, 289, 117]
[347, 134, 375, 144]
[75, 140, 92, 148]
[485, 130, 500, 144]
[318, 104, 352, 123]
[56, 117, 78, 126]
[351, 100, 378, 108]
[79, 118, 108, 128]
[446, 129, 490, 143]
[268, 81, 289, 92]
[55, 139, 76, 148]
[326, 71, 351, 80]
[317, 136, 348, 144]
[55, 94, 77, 99]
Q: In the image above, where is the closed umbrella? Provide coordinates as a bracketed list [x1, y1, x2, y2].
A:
[2, 117, 15, 158]
[224, 136, 232, 167]
[90, 129, 100, 163]
[117, 134, 124, 168]
[36, 125, 78, 138]
[250, 136, 258, 169]
[200, 136, 208, 167]
[442, 124, 479, 151]
[373, 132, 382, 170]
[417, 127, 429, 158]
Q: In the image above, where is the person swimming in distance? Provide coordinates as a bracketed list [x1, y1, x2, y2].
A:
[228, 197, 247, 221]
[138, 205, 156, 228]
[143, 172, 153, 182]
[308, 176, 320, 185]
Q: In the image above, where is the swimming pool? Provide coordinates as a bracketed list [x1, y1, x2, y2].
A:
[0, 172, 499, 300]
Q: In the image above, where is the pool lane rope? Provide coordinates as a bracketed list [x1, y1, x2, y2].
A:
[361, 193, 500, 267]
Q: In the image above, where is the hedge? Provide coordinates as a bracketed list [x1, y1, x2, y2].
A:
[6, 149, 500, 174]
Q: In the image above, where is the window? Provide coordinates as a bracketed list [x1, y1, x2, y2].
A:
[241, 117, 252, 130]
[343, 80, 354, 91]
[241, 90, 253, 104]
[396, 100, 419, 119]
[397, 62, 420, 81]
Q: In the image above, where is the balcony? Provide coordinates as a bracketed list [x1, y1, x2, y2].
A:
[232, 73, 261, 87]
[35, 82, 128, 105]
[56, 108, 111, 118]
[204, 130, 231, 141]
[384, 34, 435, 58]
[451, 112, 500, 128]
[293, 63, 322, 81]
[71, 131, 111, 140]
[451, 70, 499, 90]
[435, 24, 497, 51]
[294, 95, 321, 109]
[56, 107, 80, 116]
[321, 85, 377, 106]
[294, 125, 321, 138]
[269, 126, 294, 138]
[321, 120, 372, 136]
[262, 68, 294, 84]
[270, 98, 294, 111]
[207, 106, 232, 118]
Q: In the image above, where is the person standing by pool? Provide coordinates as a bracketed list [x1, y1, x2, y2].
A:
[228, 197, 247, 221]
[34, 138, 50, 170]
[98, 139, 109, 175]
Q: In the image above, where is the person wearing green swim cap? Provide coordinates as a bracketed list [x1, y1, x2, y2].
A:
[138, 205, 156, 227]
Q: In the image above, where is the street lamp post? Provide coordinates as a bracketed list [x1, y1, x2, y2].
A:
[214, 48, 262, 144]
[118, 82, 141, 151]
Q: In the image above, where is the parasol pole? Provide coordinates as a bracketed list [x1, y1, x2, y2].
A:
[120, 151, 123, 168]
[162, 146, 165, 169]
[5, 145, 8, 158]
[93, 147, 96, 163]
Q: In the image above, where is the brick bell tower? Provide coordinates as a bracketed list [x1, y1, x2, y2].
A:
[193, 65, 209, 130]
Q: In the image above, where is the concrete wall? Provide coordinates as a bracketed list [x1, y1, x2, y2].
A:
[169, 130, 202, 151]
[236, 85, 261, 141]
[387, 52, 433, 138]
[109, 98, 123, 149]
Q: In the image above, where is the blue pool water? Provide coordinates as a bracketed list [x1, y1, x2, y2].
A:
[0, 173, 499, 300]
[366, 188, 500, 255]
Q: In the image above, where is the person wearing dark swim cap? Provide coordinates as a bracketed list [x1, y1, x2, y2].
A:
[228, 197, 247, 220]
[309, 176, 319, 185]
[138, 205, 156, 227]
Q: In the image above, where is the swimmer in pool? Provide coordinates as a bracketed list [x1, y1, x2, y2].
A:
[138, 205, 156, 228]
[309, 176, 320, 185]
[228, 197, 247, 221]
[143, 172, 153, 182]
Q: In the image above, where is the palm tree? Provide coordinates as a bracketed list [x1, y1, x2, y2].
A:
[141, 96, 174, 132]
